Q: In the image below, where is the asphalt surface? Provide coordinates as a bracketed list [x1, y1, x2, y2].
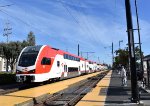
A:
[105, 70, 150, 106]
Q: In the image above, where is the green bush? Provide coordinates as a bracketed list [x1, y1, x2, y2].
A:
[0, 72, 16, 85]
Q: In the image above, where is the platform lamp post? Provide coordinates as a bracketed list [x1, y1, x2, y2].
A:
[125, 0, 139, 102]
[104, 42, 114, 67]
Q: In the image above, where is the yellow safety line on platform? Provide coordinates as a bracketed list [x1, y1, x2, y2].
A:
[76, 70, 112, 106]
[0, 71, 104, 106]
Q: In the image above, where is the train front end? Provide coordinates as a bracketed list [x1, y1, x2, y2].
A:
[16, 45, 42, 82]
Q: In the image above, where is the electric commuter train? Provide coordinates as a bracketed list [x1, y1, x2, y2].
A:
[16, 45, 105, 82]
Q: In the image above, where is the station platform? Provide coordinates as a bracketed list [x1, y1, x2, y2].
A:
[76, 70, 150, 106]
[0, 71, 103, 106]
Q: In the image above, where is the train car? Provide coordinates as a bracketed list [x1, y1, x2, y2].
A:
[88, 61, 95, 73]
[79, 57, 86, 74]
[16, 45, 100, 83]
[93, 62, 98, 72]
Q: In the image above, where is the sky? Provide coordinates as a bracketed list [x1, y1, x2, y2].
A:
[0, 0, 150, 65]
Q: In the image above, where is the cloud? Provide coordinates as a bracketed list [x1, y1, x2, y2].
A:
[0, 0, 149, 63]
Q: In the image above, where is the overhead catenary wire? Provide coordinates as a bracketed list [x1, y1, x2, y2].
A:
[0, 2, 50, 35]
[58, 0, 92, 54]
[72, 0, 105, 61]
[59, 1, 99, 46]
[58, 0, 107, 62]
[76, 1, 101, 60]
[0, 4, 14, 8]
[58, 0, 79, 24]
[0, 1, 81, 54]
[0, 9, 30, 27]
[0, 8, 55, 37]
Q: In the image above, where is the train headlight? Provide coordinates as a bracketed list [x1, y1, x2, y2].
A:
[29, 69, 35, 73]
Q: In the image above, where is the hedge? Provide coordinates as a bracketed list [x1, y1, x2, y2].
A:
[0, 72, 16, 85]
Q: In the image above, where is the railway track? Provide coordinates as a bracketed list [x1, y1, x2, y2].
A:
[0, 71, 107, 95]
[34, 71, 109, 106]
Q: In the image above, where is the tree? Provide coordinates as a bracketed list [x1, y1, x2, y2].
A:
[114, 46, 143, 71]
[0, 41, 29, 72]
[114, 48, 129, 69]
[27, 31, 36, 46]
[22, 40, 29, 48]
[0, 32, 36, 72]
[134, 46, 144, 70]
[0, 43, 11, 72]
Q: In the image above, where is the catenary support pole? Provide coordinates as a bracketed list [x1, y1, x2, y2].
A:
[125, 0, 139, 102]
[135, 0, 144, 80]
[78, 44, 80, 56]
[112, 42, 114, 66]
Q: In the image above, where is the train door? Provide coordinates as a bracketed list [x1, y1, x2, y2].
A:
[79, 66, 81, 75]
[64, 65, 67, 77]
[85, 61, 86, 73]
[56, 61, 61, 75]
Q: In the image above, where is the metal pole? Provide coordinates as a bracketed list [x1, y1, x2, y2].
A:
[78, 44, 79, 56]
[135, 0, 144, 79]
[147, 60, 150, 87]
[98, 57, 100, 64]
[119, 41, 120, 49]
[125, 0, 139, 102]
[81, 52, 95, 60]
[112, 42, 114, 66]
[87, 52, 88, 60]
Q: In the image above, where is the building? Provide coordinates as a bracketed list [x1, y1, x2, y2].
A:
[0, 56, 11, 72]
[143, 55, 150, 86]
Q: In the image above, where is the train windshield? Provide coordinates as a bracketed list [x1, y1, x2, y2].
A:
[18, 52, 38, 67]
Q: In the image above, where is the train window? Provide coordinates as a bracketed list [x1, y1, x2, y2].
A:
[70, 56, 72, 60]
[46, 58, 51, 65]
[69, 55, 71, 60]
[65, 54, 67, 59]
[41, 57, 51, 65]
[63, 54, 66, 59]
[57, 61, 60, 67]
[18, 52, 38, 67]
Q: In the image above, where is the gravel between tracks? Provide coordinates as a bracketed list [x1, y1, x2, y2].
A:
[34, 71, 109, 106]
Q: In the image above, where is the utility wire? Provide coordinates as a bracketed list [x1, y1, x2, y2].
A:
[62, 0, 102, 61]
[0, 4, 13, 8]
[0, 9, 30, 26]
[0, 9, 51, 36]
[74, 0, 103, 59]
[58, 0, 79, 24]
